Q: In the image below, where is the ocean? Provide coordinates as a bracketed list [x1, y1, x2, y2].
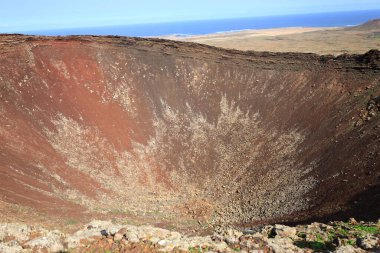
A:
[23, 9, 380, 37]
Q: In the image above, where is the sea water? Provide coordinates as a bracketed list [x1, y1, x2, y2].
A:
[21, 9, 380, 37]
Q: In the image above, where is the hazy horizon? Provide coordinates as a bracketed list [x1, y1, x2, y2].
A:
[10, 9, 379, 38]
[1, 0, 380, 33]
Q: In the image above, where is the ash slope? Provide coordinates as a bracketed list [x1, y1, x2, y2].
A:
[0, 35, 379, 227]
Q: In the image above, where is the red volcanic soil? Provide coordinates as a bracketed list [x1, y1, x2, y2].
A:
[0, 35, 379, 230]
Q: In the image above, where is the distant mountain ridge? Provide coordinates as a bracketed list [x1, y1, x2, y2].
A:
[361, 18, 380, 28]
[350, 18, 380, 30]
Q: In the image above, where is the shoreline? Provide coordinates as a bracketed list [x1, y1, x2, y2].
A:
[157, 26, 340, 41]
[156, 22, 379, 55]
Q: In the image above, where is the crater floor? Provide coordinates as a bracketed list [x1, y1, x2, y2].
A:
[0, 35, 379, 231]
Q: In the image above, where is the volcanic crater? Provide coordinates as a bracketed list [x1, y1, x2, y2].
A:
[0, 35, 379, 230]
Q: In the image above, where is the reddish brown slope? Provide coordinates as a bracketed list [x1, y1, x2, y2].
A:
[0, 35, 379, 228]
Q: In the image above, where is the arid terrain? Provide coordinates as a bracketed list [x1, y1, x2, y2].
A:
[170, 19, 380, 55]
[0, 31, 379, 252]
[1, 219, 379, 252]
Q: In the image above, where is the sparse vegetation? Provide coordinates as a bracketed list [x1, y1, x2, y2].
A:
[294, 240, 332, 251]
[293, 220, 380, 252]
[347, 239, 356, 246]
[296, 231, 306, 239]
[351, 224, 379, 235]
[65, 219, 78, 225]
[188, 246, 203, 253]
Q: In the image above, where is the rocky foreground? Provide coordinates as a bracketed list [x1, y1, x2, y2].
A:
[0, 219, 379, 253]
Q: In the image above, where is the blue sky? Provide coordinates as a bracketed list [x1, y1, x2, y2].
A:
[0, 0, 379, 32]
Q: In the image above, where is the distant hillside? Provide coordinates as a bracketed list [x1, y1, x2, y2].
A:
[180, 20, 380, 55]
[348, 18, 380, 30]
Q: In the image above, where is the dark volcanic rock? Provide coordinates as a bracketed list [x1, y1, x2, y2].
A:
[0, 35, 379, 228]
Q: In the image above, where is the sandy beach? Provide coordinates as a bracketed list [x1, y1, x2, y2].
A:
[159, 25, 379, 55]
[161, 27, 338, 41]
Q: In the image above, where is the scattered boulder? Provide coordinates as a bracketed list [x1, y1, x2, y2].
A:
[113, 232, 124, 241]
[349, 218, 358, 225]
[25, 230, 65, 252]
[157, 239, 167, 246]
[357, 234, 379, 250]
[222, 228, 243, 244]
[267, 237, 303, 253]
[0, 219, 379, 252]
[239, 235, 269, 251]
[335, 245, 366, 253]
[273, 224, 298, 240]
[124, 230, 140, 243]
[0, 223, 42, 242]
[0, 241, 24, 253]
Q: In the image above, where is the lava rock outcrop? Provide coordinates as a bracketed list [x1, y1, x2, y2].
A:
[0, 35, 379, 227]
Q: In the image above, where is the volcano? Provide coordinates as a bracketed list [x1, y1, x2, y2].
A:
[0, 35, 379, 229]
